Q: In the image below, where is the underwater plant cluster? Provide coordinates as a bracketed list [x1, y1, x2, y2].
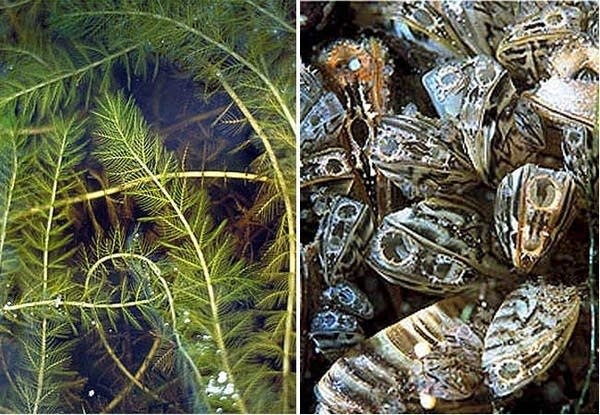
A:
[0, 1, 295, 413]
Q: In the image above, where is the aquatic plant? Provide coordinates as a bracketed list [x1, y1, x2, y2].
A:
[0, 1, 295, 413]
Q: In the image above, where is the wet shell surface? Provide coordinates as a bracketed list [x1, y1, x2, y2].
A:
[369, 111, 477, 200]
[366, 196, 507, 294]
[317, 196, 374, 285]
[494, 164, 580, 272]
[496, 4, 585, 84]
[482, 280, 581, 397]
[300, 65, 347, 154]
[314, 294, 486, 414]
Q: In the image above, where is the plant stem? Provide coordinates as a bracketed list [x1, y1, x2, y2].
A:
[0, 44, 140, 107]
[220, 78, 295, 412]
[158, 104, 227, 136]
[95, 322, 164, 404]
[18, 170, 268, 219]
[243, 0, 294, 33]
[32, 121, 70, 414]
[85, 252, 209, 412]
[3, 297, 158, 312]
[0, 135, 18, 278]
[102, 335, 162, 413]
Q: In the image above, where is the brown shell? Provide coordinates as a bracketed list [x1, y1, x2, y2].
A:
[369, 112, 478, 200]
[482, 280, 581, 397]
[316, 37, 392, 119]
[315, 294, 490, 414]
[496, 5, 585, 84]
[522, 37, 598, 130]
[494, 164, 580, 272]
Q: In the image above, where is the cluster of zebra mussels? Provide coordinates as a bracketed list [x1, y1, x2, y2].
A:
[301, 1, 597, 413]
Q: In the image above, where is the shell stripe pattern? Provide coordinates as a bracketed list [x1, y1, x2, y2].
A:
[482, 281, 581, 397]
[315, 295, 477, 414]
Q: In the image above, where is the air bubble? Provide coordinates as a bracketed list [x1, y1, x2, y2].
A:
[217, 371, 227, 383]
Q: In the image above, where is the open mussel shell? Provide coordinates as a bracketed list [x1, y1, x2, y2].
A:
[494, 164, 580, 272]
[366, 196, 508, 294]
[482, 279, 580, 397]
[316, 37, 393, 119]
[317, 196, 374, 285]
[496, 4, 585, 84]
[369, 112, 477, 200]
[315, 293, 491, 413]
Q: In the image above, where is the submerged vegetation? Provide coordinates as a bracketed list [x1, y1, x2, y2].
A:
[0, 1, 295, 413]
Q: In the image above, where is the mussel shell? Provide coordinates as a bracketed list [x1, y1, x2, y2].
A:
[317, 196, 374, 285]
[369, 113, 477, 200]
[300, 65, 346, 154]
[300, 148, 354, 194]
[366, 196, 507, 294]
[315, 294, 487, 413]
[496, 5, 585, 84]
[301, 64, 326, 120]
[562, 123, 598, 206]
[316, 37, 393, 119]
[387, 0, 470, 58]
[423, 55, 538, 185]
[441, 1, 518, 55]
[482, 280, 580, 397]
[310, 309, 364, 359]
[494, 164, 580, 272]
[300, 91, 346, 154]
[522, 37, 598, 130]
[320, 281, 374, 320]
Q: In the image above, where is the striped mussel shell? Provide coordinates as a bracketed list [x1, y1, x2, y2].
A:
[366, 195, 509, 294]
[369, 110, 478, 200]
[522, 37, 598, 130]
[310, 309, 365, 360]
[300, 65, 346, 154]
[315, 294, 491, 413]
[562, 123, 598, 206]
[317, 196, 375, 285]
[300, 148, 354, 195]
[385, 0, 471, 59]
[439, 0, 519, 55]
[422, 55, 541, 185]
[496, 4, 585, 84]
[494, 164, 580, 272]
[482, 279, 580, 397]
